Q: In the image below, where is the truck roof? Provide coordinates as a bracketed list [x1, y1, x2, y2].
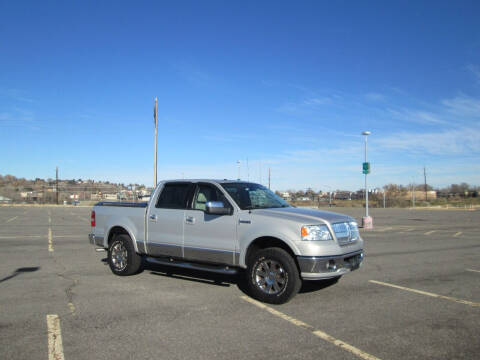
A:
[159, 179, 252, 184]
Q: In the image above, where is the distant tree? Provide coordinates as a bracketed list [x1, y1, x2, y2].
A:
[305, 188, 316, 201]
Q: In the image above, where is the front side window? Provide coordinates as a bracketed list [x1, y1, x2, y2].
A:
[221, 182, 290, 210]
[156, 183, 191, 209]
[193, 184, 231, 211]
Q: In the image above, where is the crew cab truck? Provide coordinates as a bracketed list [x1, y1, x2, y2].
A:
[89, 180, 364, 304]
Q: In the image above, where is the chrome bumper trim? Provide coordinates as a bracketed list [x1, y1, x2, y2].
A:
[297, 250, 364, 280]
[88, 234, 105, 248]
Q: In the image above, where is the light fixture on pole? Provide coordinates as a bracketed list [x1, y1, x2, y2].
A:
[361, 131, 373, 229]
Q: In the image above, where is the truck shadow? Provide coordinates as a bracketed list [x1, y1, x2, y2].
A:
[101, 258, 339, 296]
[145, 261, 240, 288]
[144, 261, 339, 296]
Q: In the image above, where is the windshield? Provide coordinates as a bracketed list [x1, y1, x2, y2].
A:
[221, 182, 290, 210]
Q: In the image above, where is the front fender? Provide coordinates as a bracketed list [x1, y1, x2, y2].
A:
[238, 229, 301, 268]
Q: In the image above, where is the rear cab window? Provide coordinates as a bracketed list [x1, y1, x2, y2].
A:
[156, 182, 193, 209]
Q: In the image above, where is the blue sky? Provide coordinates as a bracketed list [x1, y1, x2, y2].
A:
[1, 0, 479, 191]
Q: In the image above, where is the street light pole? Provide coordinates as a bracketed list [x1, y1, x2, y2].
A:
[153, 97, 158, 187]
[364, 134, 369, 217]
[361, 131, 373, 229]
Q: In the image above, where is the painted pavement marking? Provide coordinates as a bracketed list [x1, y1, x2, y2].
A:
[47, 314, 65, 360]
[241, 296, 382, 360]
[370, 280, 480, 307]
[48, 228, 53, 252]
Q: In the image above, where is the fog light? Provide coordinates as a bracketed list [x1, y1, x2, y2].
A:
[327, 260, 337, 271]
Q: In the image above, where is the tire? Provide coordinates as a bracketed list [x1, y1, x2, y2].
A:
[107, 234, 143, 276]
[246, 247, 301, 304]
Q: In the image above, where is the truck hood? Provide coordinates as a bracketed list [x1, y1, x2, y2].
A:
[253, 207, 354, 225]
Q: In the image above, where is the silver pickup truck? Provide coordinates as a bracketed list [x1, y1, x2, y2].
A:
[89, 179, 364, 304]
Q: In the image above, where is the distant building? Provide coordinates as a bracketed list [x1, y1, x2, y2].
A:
[0, 196, 12, 204]
[103, 194, 117, 200]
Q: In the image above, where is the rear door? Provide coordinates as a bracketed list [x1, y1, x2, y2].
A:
[183, 183, 238, 265]
[146, 182, 193, 258]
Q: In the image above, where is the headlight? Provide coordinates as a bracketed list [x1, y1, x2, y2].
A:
[301, 225, 333, 241]
[349, 221, 360, 241]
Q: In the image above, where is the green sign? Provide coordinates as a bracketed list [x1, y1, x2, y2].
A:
[362, 162, 370, 174]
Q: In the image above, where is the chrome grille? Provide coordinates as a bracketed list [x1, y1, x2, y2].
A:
[332, 222, 359, 245]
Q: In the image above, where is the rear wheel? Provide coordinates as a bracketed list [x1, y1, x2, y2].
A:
[108, 234, 142, 276]
[246, 247, 301, 304]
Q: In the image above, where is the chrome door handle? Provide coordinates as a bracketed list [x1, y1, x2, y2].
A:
[149, 214, 157, 221]
[185, 216, 195, 224]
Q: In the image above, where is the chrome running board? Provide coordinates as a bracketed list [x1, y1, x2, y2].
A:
[146, 257, 238, 275]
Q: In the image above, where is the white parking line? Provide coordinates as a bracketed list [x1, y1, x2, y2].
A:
[453, 232, 462, 237]
[48, 228, 53, 252]
[466, 269, 480, 274]
[377, 227, 393, 232]
[68, 302, 76, 315]
[6, 216, 18, 223]
[424, 230, 436, 235]
[53, 235, 83, 238]
[370, 280, 480, 307]
[0, 235, 43, 239]
[404, 228, 414, 232]
[241, 296, 381, 360]
[46, 314, 65, 360]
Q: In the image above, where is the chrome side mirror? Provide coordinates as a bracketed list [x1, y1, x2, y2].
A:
[205, 201, 231, 215]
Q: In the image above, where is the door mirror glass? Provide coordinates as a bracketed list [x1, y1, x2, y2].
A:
[205, 201, 231, 215]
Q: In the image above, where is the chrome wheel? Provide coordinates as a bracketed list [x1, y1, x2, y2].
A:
[110, 241, 128, 271]
[254, 259, 287, 294]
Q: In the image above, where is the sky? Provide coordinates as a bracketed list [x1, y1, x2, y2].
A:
[1, 0, 479, 191]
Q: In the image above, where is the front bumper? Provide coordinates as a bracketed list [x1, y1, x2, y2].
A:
[88, 233, 105, 248]
[297, 250, 364, 280]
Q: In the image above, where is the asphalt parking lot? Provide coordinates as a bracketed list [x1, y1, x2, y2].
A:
[0, 205, 479, 360]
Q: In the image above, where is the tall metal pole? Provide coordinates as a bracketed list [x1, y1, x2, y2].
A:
[424, 166, 427, 201]
[237, 160, 241, 180]
[364, 135, 368, 217]
[154, 97, 158, 187]
[268, 167, 271, 189]
[55, 166, 59, 205]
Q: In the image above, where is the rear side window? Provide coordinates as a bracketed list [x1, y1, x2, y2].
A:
[156, 183, 191, 209]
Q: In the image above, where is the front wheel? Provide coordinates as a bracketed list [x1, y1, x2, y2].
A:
[246, 247, 301, 304]
[108, 234, 143, 276]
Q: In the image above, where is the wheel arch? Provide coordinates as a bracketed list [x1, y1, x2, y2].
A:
[244, 236, 298, 268]
[106, 226, 137, 252]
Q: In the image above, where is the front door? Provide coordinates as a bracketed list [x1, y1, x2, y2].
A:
[183, 183, 238, 265]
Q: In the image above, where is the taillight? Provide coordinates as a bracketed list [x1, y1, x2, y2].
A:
[91, 211, 96, 227]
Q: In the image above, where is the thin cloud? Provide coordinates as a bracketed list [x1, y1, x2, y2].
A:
[365, 93, 386, 102]
[466, 64, 480, 84]
[442, 94, 480, 118]
[277, 96, 334, 114]
[377, 127, 480, 155]
[384, 107, 446, 125]
[172, 62, 212, 87]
